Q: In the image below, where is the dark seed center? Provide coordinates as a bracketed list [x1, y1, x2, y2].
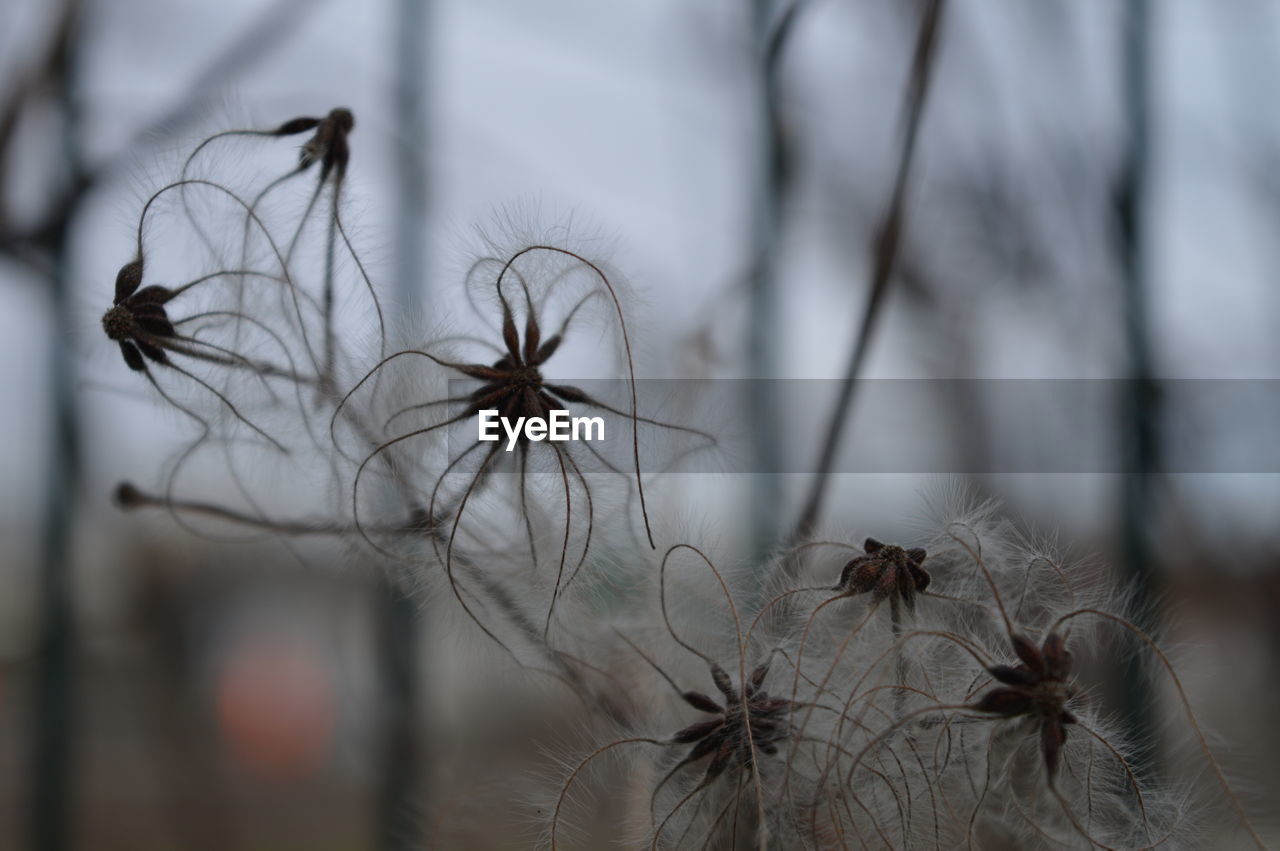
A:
[1036, 679, 1070, 707]
[511, 366, 542, 389]
[102, 305, 131, 341]
[878, 544, 906, 562]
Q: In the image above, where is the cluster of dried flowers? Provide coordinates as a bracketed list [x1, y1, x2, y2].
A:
[109, 111, 1264, 849]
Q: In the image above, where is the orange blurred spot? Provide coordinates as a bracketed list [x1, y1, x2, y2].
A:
[215, 637, 336, 782]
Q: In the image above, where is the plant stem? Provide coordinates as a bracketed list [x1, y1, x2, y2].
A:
[789, 0, 944, 548]
[747, 0, 788, 563]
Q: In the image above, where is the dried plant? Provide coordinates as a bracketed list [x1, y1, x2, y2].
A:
[834, 538, 931, 614]
[106, 110, 1269, 851]
[540, 509, 1266, 848]
[330, 237, 714, 646]
[105, 107, 392, 540]
[178, 106, 383, 394]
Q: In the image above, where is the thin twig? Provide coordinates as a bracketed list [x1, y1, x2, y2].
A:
[789, 0, 945, 550]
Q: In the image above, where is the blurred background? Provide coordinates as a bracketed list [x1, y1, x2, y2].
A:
[2, 0, 1279, 848]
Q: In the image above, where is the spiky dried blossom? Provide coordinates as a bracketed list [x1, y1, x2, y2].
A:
[328, 234, 716, 650]
[101, 106, 393, 539]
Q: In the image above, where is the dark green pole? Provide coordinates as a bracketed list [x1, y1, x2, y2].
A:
[376, 0, 429, 847]
[31, 2, 84, 849]
[1117, 0, 1159, 771]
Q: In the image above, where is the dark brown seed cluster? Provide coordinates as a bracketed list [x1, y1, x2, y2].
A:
[102, 259, 177, 371]
[974, 632, 1076, 777]
[277, 107, 354, 181]
[450, 300, 582, 448]
[834, 537, 931, 610]
[671, 660, 791, 783]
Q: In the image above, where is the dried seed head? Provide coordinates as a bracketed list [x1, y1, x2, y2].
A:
[834, 537, 931, 609]
[298, 107, 354, 177]
[671, 667, 793, 782]
[974, 632, 1078, 778]
[331, 106, 354, 132]
[101, 304, 131, 341]
[114, 481, 144, 508]
[511, 365, 542, 388]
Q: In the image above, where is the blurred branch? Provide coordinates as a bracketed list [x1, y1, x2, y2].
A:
[0, 1, 75, 214]
[789, 0, 944, 546]
[746, 0, 794, 559]
[763, 0, 806, 76]
[0, 0, 312, 275]
[107, 0, 314, 169]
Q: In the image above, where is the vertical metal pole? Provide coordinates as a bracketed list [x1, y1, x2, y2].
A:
[375, 0, 428, 848]
[31, 3, 84, 849]
[33, 236, 78, 851]
[1117, 0, 1159, 770]
[372, 579, 419, 851]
